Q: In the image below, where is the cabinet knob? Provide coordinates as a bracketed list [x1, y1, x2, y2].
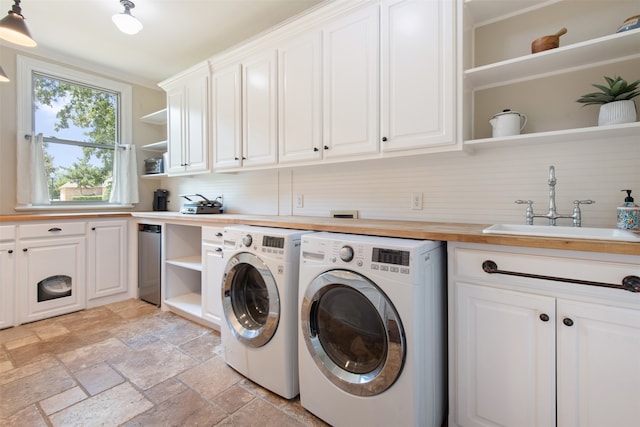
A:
[563, 317, 574, 327]
[313, 147, 319, 152]
[215, 247, 223, 253]
[242, 157, 246, 160]
[48, 227, 62, 232]
[215, 232, 223, 237]
[622, 276, 640, 293]
[323, 145, 329, 150]
[7, 249, 13, 254]
[382, 137, 388, 142]
[23, 248, 28, 252]
[539, 313, 549, 322]
[234, 157, 239, 161]
[91, 227, 96, 231]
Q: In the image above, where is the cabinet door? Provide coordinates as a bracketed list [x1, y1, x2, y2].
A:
[202, 242, 225, 328]
[0, 242, 16, 329]
[278, 31, 323, 164]
[557, 299, 640, 427]
[380, 0, 454, 152]
[166, 88, 186, 174]
[184, 73, 209, 173]
[19, 237, 86, 324]
[455, 282, 555, 427]
[212, 64, 243, 170]
[86, 220, 128, 305]
[323, 4, 379, 159]
[242, 50, 278, 168]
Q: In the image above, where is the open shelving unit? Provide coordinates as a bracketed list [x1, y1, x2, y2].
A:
[139, 108, 168, 178]
[163, 224, 203, 322]
[460, 0, 640, 146]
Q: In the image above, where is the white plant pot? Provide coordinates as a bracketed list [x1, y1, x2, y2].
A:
[598, 100, 637, 126]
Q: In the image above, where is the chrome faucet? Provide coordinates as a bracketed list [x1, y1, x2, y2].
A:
[515, 166, 595, 226]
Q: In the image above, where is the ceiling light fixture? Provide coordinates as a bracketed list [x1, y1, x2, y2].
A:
[112, 0, 142, 35]
[0, 65, 9, 82]
[0, 0, 37, 47]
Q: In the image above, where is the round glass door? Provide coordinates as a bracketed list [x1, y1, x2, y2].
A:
[222, 252, 279, 348]
[301, 269, 405, 396]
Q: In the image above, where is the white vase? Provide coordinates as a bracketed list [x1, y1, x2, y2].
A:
[598, 100, 637, 126]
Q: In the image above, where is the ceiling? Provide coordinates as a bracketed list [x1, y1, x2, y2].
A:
[7, 0, 326, 87]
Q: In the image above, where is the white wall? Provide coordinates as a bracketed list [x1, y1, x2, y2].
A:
[157, 133, 639, 228]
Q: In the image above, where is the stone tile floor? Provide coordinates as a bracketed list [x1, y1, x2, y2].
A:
[0, 299, 328, 426]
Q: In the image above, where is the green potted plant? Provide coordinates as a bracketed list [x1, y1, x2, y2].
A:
[577, 75, 639, 126]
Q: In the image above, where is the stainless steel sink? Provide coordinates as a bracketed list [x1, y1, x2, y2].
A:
[483, 224, 640, 242]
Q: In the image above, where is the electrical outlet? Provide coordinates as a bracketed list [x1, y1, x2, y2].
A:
[295, 194, 304, 208]
[411, 192, 423, 210]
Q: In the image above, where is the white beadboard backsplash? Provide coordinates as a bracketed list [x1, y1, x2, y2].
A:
[159, 135, 639, 228]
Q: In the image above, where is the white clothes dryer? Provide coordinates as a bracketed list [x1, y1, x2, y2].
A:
[220, 225, 308, 399]
[298, 232, 446, 427]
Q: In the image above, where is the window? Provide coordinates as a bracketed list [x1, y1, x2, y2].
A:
[17, 55, 134, 208]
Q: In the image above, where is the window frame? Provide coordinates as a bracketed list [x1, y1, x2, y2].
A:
[16, 55, 133, 210]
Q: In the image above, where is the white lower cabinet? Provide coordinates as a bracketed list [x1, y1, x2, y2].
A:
[202, 227, 225, 329]
[86, 219, 129, 307]
[449, 242, 640, 427]
[18, 230, 86, 324]
[0, 225, 16, 329]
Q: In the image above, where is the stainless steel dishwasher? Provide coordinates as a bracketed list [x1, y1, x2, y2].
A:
[138, 224, 161, 306]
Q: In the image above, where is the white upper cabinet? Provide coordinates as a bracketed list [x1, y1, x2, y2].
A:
[242, 50, 279, 168]
[160, 62, 210, 176]
[380, 0, 455, 152]
[278, 31, 323, 165]
[212, 64, 243, 170]
[322, 3, 380, 159]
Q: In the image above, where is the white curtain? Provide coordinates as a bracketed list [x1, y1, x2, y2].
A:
[31, 133, 51, 205]
[109, 144, 139, 205]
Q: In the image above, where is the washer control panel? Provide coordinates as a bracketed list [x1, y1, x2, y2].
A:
[324, 241, 412, 275]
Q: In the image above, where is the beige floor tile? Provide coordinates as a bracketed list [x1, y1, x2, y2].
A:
[1, 404, 48, 427]
[74, 362, 124, 395]
[143, 377, 189, 405]
[179, 331, 223, 361]
[0, 364, 76, 417]
[151, 315, 210, 346]
[212, 384, 256, 414]
[0, 325, 35, 345]
[4, 334, 41, 350]
[0, 355, 59, 387]
[48, 382, 153, 427]
[217, 398, 306, 427]
[39, 386, 87, 415]
[30, 323, 70, 341]
[109, 340, 198, 390]
[122, 388, 227, 427]
[57, 336, 130, 372]
[179, 356, 244, 400]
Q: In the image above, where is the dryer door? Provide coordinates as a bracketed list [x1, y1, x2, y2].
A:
[301, 269, 405, 396]
[222, 252, 280, 348]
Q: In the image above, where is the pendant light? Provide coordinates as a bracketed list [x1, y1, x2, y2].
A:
[112, 0, 142, 35]
[0, 65, 9, 82]
[0, 0, 37, 47]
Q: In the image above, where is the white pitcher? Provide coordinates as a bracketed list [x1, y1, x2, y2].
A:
[490, 109, 527, 137]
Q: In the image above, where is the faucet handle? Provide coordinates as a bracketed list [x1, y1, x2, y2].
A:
[573, 199, 595, 206]
[515, 200, 534, 225]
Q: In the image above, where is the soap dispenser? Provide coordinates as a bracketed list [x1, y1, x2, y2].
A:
[617, 189, 639, 229]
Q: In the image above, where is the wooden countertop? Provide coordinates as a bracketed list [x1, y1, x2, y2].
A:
[2, 212, 638, 256]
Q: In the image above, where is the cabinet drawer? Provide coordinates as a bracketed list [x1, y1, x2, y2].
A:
[202, 227, 224, 243]
[451, 245, 639, 291]
[0, 225, 16, 241]
[19, 222, 86, 239]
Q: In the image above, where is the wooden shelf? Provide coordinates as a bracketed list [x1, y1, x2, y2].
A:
[464, 29, 640, 89]
[140, 108, 167, 125]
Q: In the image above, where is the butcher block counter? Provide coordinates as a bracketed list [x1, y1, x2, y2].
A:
[2, 212, 638, 255]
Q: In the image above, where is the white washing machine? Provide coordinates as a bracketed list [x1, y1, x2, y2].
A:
[298, 232, 446, 427]
[220, 225, 308, 399]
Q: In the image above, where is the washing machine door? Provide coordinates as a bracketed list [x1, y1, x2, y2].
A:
[222, 252, 280, 348]
[301, 269, 405, 396]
